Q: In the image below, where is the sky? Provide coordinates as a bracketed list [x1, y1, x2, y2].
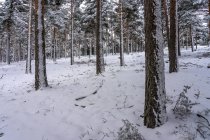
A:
[0, 0, 4, 2]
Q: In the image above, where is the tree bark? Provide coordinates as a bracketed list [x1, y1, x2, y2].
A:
[34, 0, 48, 90]
[26, 0, 32, 74]
[209, 0, 210, 46]
[189, 24, 194, 52]
[144, 0, 167, 128]
[96, 0, 105, 74]
[162, 0, 170, 49]
[119, 0, 124, 66]
[178, 23, 181, 56]
[168, 0, 179, 73]
[70, 0, 74, 65]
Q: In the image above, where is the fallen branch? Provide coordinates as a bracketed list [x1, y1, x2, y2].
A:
[75, 80, 104, 101]
[196, 128, 205, 139]
[75, 96, 87, 101]
[197, 114, 210, 126]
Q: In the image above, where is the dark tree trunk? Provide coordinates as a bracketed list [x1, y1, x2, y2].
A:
[189, 24, 194, 52]
[169, 0, 179, 73]
[178, 23, 181, 56]
[70, 0, 74, 65]
[119, 0, 124, 66]
[52, 26, 57, 62]
[26, 0, 32, 74]
[96, 0, 105, 74]
[209, 0, 210, 46]
[34, 0, 48, 90]
[144, 0, 167, 128]
[162, 0, 170, 49]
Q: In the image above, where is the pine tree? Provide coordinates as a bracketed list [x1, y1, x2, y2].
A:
[96, 0, 105, 74]
[26, 0, 32, 74]
[169, 0, 179, 73]
[70, 0, 74, 65]
[119, 0, 124, 66]
[34, 0, 48, 90]
[144, 0, 167, 128]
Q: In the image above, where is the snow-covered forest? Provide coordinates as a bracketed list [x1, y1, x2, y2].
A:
[0, 0, 209, 140]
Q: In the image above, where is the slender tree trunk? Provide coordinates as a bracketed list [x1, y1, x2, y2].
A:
[190, 24, 194, 52]
[178, 23, 181, 56]
[78, 39, 81, 59]
[89, 38, 91, 59]
[52, 27, 57, 62]
[26, 0, 32, 73]
[168, 0, 179, 73]
[5, 0, 14, 65]
[163, 0, 170, 49]
[96, 0, 105, 74]
[144, 0, 166, 128]
[0, 39, 2, 62]
[34, 0, 48, 90]
[186, 33, 188, 50]
[6, 29, 11, 65]
[195, 34, 198, 50]
[208, 0, 210, 46]
[70, 0, 74, 65]
[119, 0, 124, 66]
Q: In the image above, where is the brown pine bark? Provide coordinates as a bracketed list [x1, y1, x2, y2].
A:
[169, 0, 179, 73]
[144, 0, 166, 128]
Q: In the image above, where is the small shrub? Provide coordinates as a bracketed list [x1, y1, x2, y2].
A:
[173, 86, 192, 118]
[117, 120, 145, 140]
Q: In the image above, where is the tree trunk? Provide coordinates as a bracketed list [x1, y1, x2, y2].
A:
[26, 0, 32, 74]
[178, 23, 181, 56]
[52, 27, 57, 62]
[34, 0, 48, 90]
[189, 24, 194, 52]
[144, 0, 166, 128]
[119, 0, 124, 66]
[70, 0, 74, 65]
[6, 29, 11, 65]
[209, 0, 210, 46]
[96, 0, 105, 74]
[169, 0, 179, 73]
[162, 0, 170, 49]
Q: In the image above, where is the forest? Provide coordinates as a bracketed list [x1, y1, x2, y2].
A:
[0, 0, 209, 140]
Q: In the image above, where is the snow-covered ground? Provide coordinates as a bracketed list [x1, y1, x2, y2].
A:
[0, 46, 210, 140]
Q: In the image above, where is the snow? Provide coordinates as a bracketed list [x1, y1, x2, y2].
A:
[0, 45, 210, 140]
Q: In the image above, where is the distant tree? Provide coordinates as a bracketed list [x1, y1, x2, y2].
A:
[3, 0, 14, 65]
[144, 0, 167, 128]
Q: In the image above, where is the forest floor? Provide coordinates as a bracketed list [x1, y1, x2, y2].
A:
[0, 46, 210, 140]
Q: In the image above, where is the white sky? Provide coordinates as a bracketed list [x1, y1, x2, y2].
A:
[0, 0, 4, 2]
